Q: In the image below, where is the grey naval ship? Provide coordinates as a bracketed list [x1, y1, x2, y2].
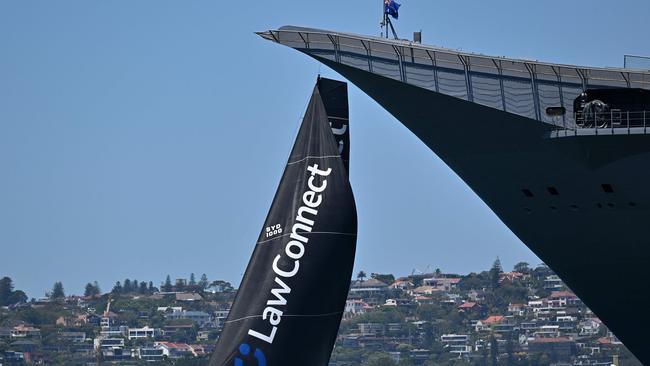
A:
[258, 26, 650, 363]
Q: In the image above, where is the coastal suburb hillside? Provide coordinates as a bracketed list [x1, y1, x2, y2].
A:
[0, 262, 641, 365]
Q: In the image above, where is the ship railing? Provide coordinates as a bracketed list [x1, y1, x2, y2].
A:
[564, 110, 650, 135]
[262, 28, 650, 133]
[576, 110, 648, 129]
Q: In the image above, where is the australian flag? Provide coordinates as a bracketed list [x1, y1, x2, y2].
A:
[384, 0, 400, 19]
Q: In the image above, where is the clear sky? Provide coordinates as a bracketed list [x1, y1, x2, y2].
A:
[1, 1, 649, 298]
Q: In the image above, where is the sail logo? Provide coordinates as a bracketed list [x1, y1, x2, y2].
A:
[329, 119, 348, 154]
[264, 224, 283, 239]
[234, 343, 266, 366]
[247, 163, 332, 344]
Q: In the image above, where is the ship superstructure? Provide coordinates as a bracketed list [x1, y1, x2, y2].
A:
[259, 26, 650, 363]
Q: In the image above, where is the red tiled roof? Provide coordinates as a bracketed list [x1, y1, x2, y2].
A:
[550, 291, 577, 299]
[158, 342, 191, 349]
[483, 315, 505, 324]
[458, 302, 477, 309]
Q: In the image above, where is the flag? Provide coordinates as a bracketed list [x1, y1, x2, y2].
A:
[384, 0, 400, 19]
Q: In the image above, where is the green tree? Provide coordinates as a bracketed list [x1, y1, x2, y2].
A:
[357, 270, 367, 282]
[148, 281, 156, 293]
[8, 290, 27, 305]
[139, 281, 148, 294]
[189, 273, 197, 286]
[84, 282, 101, 297]
[513, 262, 530, 273]
[199, 274, 209, 289]
[0, 277, 14, 306]
[112, 281, 123, 294]
[175, 279, 185, 292]
[210, 280, 234, 292]
[123, 279, 132, 293]
[490, 258, 503, 288]
[489, 335, 498, 366]
[51, 281, 65, 299]
[505, 334, 515, 366]
[163, 275, 173, 292]
[371, 273, 395, 285]
[363, 353, 397, 366]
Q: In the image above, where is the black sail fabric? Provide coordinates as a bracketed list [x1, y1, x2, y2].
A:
[209, 78, 356, 366]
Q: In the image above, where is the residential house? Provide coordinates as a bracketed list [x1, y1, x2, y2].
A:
[11, 325, 41, 339]
[423, 277, 462, 292]
[549, 291, 581, 307]
[441, 334, 471, 356]
[166, 310, 213, 327]
[499, 272, 525, 283]
[175, 292, 203, 302]
[138, 347, 165, 361]
[128, 326, 163, 340]
[155, 342, 193, 359]
[467, 290, 486, 302]
[59, 332, 87, 343]
[528, 337, 575, 362]
[534, 325, 561, 338]
[358, 323, 385, 336]
[475, 316, 505, 332]
[507, 303, 525, 316]
[578, 318, 602, 336]
[544, 275, 564, 290]
[349, 278, 389, 299]
[389, 279, 414, 290]
[410, 286, 437, 296]
[345, 299, 371, 317]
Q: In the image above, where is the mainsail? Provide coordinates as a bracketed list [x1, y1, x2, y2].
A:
[209, 78, 356, 366]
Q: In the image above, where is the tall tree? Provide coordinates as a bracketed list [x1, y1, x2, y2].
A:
[357, 270, 367, 282]
[139, 281, 148, 294]
[175, 279, 185, 292]
[148, 281, 155, 294]
[163, 275, 172, 292]
[51, 282, 65, 299]
[8, 290, 27, 305]
[489, 335, 499, 366]
[112, 281, 122, 295]
[199, 274, 209, 289]
[0, 277, 14, 306]
[490, 258, 503, 288]
[123, 279, 132, 293]
[513, 262, 530, 273]
[84, 282, 100, 297]
[189, 273, 196, 286]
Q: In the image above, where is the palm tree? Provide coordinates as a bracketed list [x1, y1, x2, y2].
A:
[357, 270, 367, 282]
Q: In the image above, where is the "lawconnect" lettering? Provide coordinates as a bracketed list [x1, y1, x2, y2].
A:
[248, 163, 332, 344]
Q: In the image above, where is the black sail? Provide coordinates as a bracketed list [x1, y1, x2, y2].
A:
[209, 78, 356, 366]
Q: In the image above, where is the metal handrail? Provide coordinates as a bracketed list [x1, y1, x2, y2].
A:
[574, 110, 649, 130]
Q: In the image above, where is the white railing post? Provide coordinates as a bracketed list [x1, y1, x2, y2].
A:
[643, 110, 648, 133]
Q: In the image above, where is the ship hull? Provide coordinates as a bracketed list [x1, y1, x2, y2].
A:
[315, 57, 649, 363]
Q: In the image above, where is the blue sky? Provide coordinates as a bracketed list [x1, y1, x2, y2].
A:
[1, 1, 649, 297]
